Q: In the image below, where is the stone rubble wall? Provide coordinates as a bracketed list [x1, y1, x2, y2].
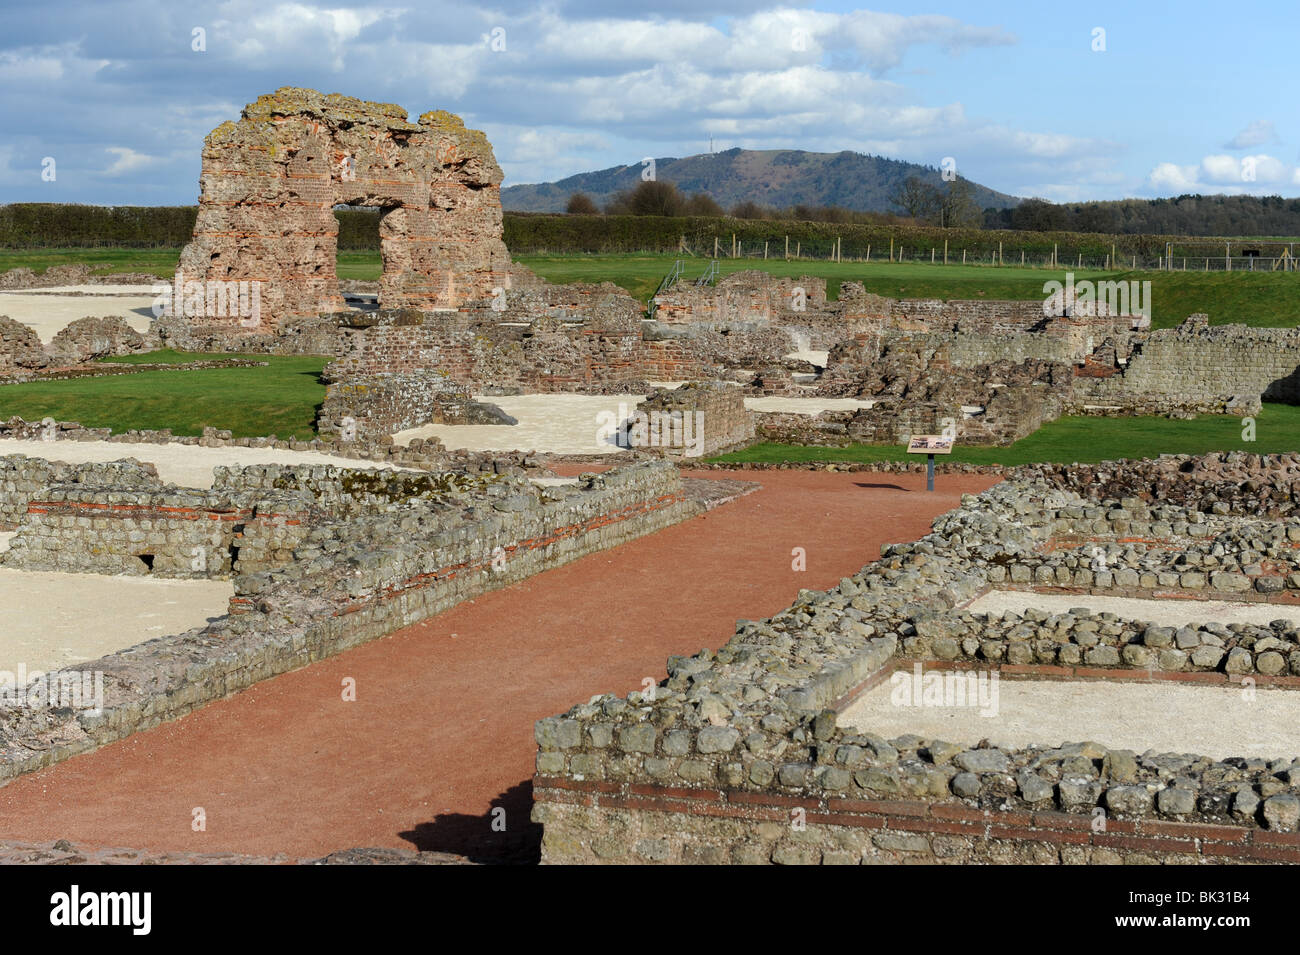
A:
[316, 303, 801, 430]
[0, 316, 49, 374]
[1021, 452, 1300, 517]
[1, 486, 320, 578]
[0, 415, 454, 472]
[652, 270, 827, 327]
[0, 454, 162, 528]
[1082, 318, 1300, 406]
[210, 462, 516, 517]
[45, 316, 150, 365]
[0, 265, 157, 290]
[0, 314, 155, 377]
[533, 453, 1300, 864]
[632, 382, 756, 458]
[0, 461, 525, 577]
[0, 459, 701, 785]
[317, 372, 475, 442]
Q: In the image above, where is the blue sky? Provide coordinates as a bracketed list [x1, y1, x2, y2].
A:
[1, 0, 1295, 206]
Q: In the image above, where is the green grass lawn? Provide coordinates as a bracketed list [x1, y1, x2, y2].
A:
[0, 248, 380, 283]
[709, 404, 1300, 467]
[0, 350, 329, 439]
[515, 253, 1109, 303]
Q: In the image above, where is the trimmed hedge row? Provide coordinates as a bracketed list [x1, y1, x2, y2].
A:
[0, 203, 1283, 260]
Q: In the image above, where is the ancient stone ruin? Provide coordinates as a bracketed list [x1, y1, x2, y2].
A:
[169, 88, 512, 348]
[0, 450, 701, 783]
[533, 452, 1300, 865]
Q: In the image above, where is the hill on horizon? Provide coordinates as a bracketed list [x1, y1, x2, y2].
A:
[501, 147, 1023, 214]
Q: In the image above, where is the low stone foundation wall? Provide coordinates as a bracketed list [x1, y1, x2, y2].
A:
[534, 780, 1300, 865]
[0, 454, 162, 528]
[3, 486, 318, 577]
[317, 372, 476, 442]
[532, 453, 1300, 864]
[0, 459, 702, 785]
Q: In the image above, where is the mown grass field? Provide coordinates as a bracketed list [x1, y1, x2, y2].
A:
[4, 248, 1300, 328]
[0, 350, 328, 439]
[709, 405, 1300, 466]
[0, 248, 380, 283]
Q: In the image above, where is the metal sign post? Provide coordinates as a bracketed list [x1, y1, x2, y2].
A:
[906, 435, 955, 491]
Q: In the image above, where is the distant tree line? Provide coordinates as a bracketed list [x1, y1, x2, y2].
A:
[984, 194, 1300, 236]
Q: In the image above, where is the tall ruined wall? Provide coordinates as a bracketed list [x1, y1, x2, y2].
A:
[174, 87, 512, 343]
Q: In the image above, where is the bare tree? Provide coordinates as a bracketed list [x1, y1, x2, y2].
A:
[891, 176, 940, 220]
[935, 178, 981, 228]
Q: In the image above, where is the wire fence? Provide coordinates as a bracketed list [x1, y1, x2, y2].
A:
[678, 234, 1300, 272]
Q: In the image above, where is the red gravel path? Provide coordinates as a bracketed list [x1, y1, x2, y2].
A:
[0, 469, 997, 862]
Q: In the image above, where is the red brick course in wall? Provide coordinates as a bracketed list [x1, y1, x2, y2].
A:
[226, 491, 686, 616]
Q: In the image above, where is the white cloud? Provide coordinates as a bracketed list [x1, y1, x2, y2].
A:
[1223, 119, 1277, 150]
[221, 2, 402, 72]
[836, 11, 1016, 72]
[1148, 162, 1198, 192]
[495, 127, 611, 184]
[102, 146, 156, 176]
[1148, 153, 1294, 193]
